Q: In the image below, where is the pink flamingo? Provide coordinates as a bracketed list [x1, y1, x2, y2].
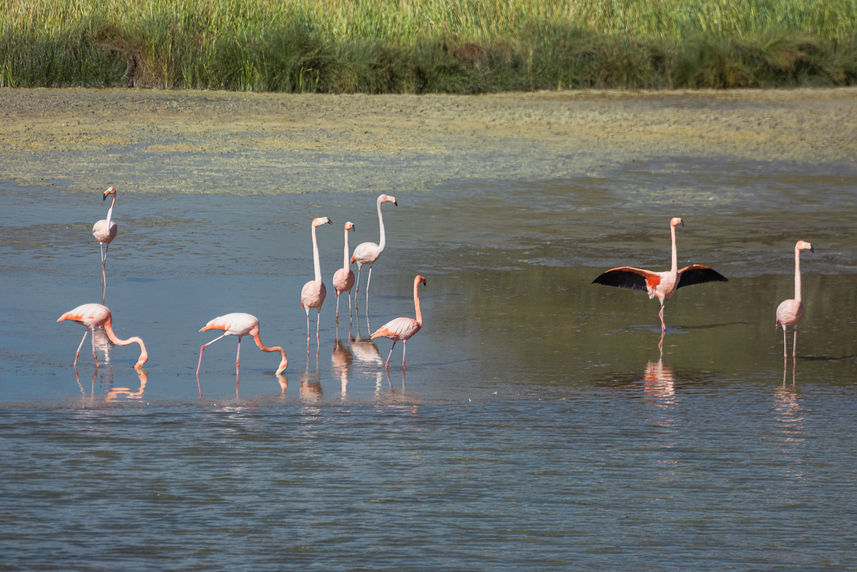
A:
[57, 303, 148, 370]
[776, 240, 814, 358]
[352, 194, 397, 313]
[196, 313, 288, 377]
[332, 221, 356, 322]
[371, 274, 426, 371]
[92, 186, 118, 304]
[593, 217, 727, 332]
[301, 216, 333, 345]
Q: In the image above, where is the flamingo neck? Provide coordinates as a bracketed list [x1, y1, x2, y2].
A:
[105, 195, 116, 225]
[376, 198, 386, 254]
[413, 278, 423, 326]
[794, 246, 802, 302]
[252, 332, 288, 373]
[342, 227, 351, 270]
[312, 225, 322, 282]
[669, 223, 678, 274]
[102, 318, 148, 366]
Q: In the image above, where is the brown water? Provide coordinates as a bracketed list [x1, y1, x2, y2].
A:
[1, 90, 857, 569]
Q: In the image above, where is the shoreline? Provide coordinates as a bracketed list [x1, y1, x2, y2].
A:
[2, 87, 856, 194]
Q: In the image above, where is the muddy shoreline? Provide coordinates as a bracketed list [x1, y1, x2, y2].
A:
[1, 87, 855, 194]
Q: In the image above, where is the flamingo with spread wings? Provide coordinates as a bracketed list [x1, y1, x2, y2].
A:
[593, 217, 727, 332]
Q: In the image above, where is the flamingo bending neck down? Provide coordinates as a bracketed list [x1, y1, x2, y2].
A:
[332, 221, 356, 322]
[776, 240, 813, 358]
[371, 274, 426, 371]
[57, 302, 148, 370]
[92, 186, 118, 304]
[196, 313, 288, 378]
[592, 217, 727, 333]
[301, 216, 333, 347]
[351, 194, 397, 315]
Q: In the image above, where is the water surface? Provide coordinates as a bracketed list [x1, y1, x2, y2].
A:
[1, 148, 857, 569]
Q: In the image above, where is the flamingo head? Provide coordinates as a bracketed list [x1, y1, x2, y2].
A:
[379, 194, 398, 206]
[275, 354, 288, 375]
[797, 240, 814, 253]
[345, 221, 355, 231]
[670, 217, 683, 228]
[103, 186, 117, 200]
[416, 274, 427, 287]
[312, 216, 333, 228]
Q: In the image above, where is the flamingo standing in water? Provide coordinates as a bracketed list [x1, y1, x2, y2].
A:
[352, 194, 397, 314]
[57, 303, 148, 370]
[776, 240, 814, 358]
[332, 221, 356, 322]
[371, 274, 426, 371]
[196, 313, 288, 377]
[92, 186, 118, 304]
[593, 217, 727, 332]
[301, 216, 333, 346]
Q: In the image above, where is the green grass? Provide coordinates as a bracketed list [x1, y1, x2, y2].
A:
[2, 0, 856, 91]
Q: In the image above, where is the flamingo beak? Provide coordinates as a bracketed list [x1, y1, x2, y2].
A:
[809, 245, 815, 253]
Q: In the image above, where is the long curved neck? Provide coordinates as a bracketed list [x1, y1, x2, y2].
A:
[105, 195, 116, 225]
[413, 279, 423, 326]
[342, 227, 351, 270]
[312, 225, 322, 282]
[669, 223, 678, 274]
[102, 318, 148, 364]
[376, 198, 386, 254]
[252, 332, 288, 372]
[794, 246, 802, 302]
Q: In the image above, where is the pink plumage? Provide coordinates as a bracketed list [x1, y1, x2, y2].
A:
[371, 274, 426, 371]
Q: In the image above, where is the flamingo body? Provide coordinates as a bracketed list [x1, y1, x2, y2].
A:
[776, 240, 813, 358]
[593, 217, 727, 332]
[57, 302, 148, 370]
[351, 194, 397, 313]
[371, 274, 426, 370]
[196, 312, 288, 376]
[93, 186, 118, 304]
[301, 216, 332, 345]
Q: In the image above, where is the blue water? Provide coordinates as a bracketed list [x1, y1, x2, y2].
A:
[2, 154, 857, 569]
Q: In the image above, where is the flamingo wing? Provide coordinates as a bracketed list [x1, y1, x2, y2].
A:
[351, 242, 380, 265]
[676, 264, 727, 289]
[200, 313, 257, 335]
[592, 266, 660, 292]
[371, 317, 421, 342]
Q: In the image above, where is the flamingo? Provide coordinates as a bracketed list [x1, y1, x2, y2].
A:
[352, 194, 397, 314]
[776, 240, 814, 358]
[196, 313, 288, 377]
[332, 221, 356, 322]
[57, 303, 148, 370]
[593, 217, 727, 332]
[371, 274, 426, 371]
[301, 216, 333, 346]
[92, 186, 118, 304]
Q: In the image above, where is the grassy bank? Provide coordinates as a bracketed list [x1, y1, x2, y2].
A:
[2, 0, 857, 92]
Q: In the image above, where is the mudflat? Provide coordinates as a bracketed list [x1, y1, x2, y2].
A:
[1, 87, 855, 194]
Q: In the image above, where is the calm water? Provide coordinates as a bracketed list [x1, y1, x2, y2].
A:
[2, 153, 857, 569]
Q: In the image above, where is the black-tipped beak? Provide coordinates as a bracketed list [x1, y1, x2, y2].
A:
[810, 245, 815, 253]
[393, 200, 398, 206]
[103, 194, 108, 201]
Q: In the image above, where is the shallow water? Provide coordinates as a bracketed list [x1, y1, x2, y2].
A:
[2, 149, 857, 568]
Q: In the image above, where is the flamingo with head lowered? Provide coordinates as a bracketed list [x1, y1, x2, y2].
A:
[371, 274, 426, 371]
[332, 221, 356, 322]
[776, 240, 814, 358]
[593, 217, 727, 332]
[301, 216, 333, 346]
[57, 303, 148, 370]
[352, 194, 397, 314]
[196, 312, 288, 378]
[92, 186, 118, 304]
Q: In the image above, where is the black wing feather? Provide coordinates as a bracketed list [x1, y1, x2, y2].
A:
[592, 267, 650, 292]
[676, 265, 727, 289]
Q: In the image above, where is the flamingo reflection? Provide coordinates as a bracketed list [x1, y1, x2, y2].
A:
[642, 358, 676, 404]
[332, 338, 353, 398]
[299, 364, 323, 402]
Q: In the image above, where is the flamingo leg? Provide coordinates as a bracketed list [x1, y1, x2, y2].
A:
[196, 332, 230, 376]
[402, 340, 407, 370]
[315, 308, 321, 344]
[99, 243, 108, 304]
[335, 293, 341, 321]
[305, 308, 311, 348]
[658, 301, 666, 334]
[73, 328, 90, 370]
[385, 341, 396, 371]
[782, 327, 788, 358]
[235, 336, 242, 378]
[354, 265, 363, 313]
[792, 328, 798, 358]
[365, 266, 373, 317]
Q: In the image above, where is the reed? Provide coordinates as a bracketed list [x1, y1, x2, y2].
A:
[2, 0, 856, 91]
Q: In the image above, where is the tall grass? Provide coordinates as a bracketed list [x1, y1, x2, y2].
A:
[2, 0, 856, 91]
